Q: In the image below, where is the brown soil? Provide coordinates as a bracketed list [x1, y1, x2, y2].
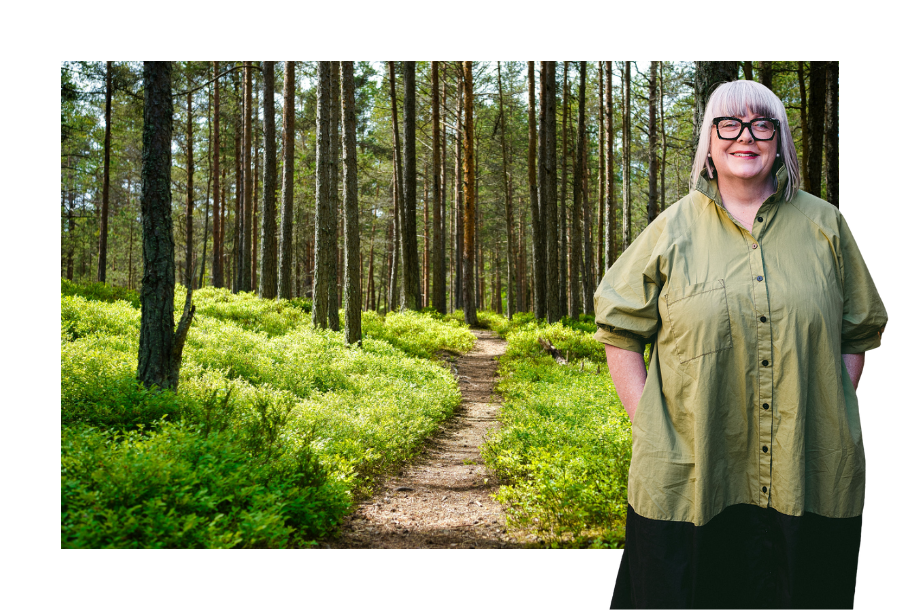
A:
[326, 329, 524, 549]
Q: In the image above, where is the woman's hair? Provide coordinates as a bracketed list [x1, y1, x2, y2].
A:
[690, 80, 800, 201]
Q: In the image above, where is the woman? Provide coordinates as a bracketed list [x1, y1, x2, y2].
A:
[594, 80, 887, 609]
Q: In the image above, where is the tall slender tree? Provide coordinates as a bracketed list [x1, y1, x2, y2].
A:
[341, 61, 361, 345]
[312, 61, 335, 329]
[559, 62, 569, 318]
[402, 61, 421, 310]
[328, 62, 341, 330]
[807, 61, 827, 198]
[648, 61, 659, 224]
[258, 61, 278, 298]
[462, 61, 477, 326]
[185, 83, 195, 286]
[97, 61, 113, 283]
[212, 61, 223, 288]
[138, 61, 194, 392]
[240, 61, 253, 291]
[571, 60, 587, 318]
[603, 61, 617, 272]
[497, 61, 516, 318]
[622, 61, 632, 250]
[825, 61, 839, 207]
[431, 61, 447, 313]
[528, 61, 545, 320]
[278, 61, 295, 298]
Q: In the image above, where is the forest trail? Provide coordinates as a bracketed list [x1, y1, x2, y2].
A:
[328, 329, 521, 548]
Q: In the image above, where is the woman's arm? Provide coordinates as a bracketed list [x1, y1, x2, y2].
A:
[842, 352, 865, 390]
[606, 344, 648, 422]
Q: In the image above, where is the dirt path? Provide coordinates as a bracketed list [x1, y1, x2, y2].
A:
[327, 329, 521, 548]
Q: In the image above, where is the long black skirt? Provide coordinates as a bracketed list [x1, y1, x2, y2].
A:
[610, 503, 862, 609]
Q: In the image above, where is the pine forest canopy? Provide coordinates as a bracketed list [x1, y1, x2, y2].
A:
[61, 61, 838, 326]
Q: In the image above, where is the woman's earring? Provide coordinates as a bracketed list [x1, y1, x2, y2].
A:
[776, 153, 780, 157]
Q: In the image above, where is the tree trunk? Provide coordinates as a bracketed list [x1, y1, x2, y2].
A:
[648, 61, 659, 224]
[278, 61, 295, 298]
[692, 61, 739, 157]
[341, 61, 361, 345]
[431, 61, 447, 313]
[622, 61, 632, 250]
[660, 61, 667, 215]
[186, 87, 196, 287]
[252, 77, 261, 293]
[258, 61, 278, 298]
[232, 70, 242, 292]
[212, 61, 222, 288]
[454, 67, 464, 312]
[798, 61, 810, 190]
[825, 61, 839, 207]
[759, 62, 773, 89]
[528, 61, 545, 320]
[402, 61, 421, 310]
[329, 62, 342, 330]
[807, 61, 827, 199]
[462, 61, 477, 326]
[596, 61, 605, 281]
[240, 61, 253, 292]
[604, 62, 617, 272]
[138, 61, 194, 392]
[743, 61, 754, 81]
[388, 61, 405, 312]
[571, 61, 586, 318]
[497, 61, 517, 319]
[312, 61, 335, 329]
[559, 61, 569, 318]
[97, 61, 112, 284]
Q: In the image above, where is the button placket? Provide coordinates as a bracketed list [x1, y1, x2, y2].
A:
[749, 223, 774, 506]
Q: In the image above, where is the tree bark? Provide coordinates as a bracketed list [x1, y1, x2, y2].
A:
[431, 61, 447, 313]
[212, 61, 223, 288]
[621, 61, 632, 250]
[807, 61, 827, 198]
[388, 62, 405, 312]
[798, 61, 810, 190]
[454, 66, 464, 312]
[596, 61, 605, 281]
[312, 61, 336, 329]
[341, 61, 361, 345]
[185, 85, 195, 287]
[138, 61, 194, 392]
[825, 61, 839, 207]
[462, 61, 477, 326]
[571, 60, 586, 318]
[604, 61, 617, 272]
[240, 61, 253, 292]
[258, 61, 278, 298]
[528, 61, 545, 320]
[540, 62, 560, 323]
[97, 61, 112, 284]
[759, 61, 773, 89]
[497, 61, 517, 318]
[648, 61, 659, 224]
[278, 61, 295, 298]
[743, 61, 754, 81]
[559, 61, 569, 318]
[401, 61, 421, 310]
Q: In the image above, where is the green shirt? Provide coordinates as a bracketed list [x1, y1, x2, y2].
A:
[593, 166, 887, 526]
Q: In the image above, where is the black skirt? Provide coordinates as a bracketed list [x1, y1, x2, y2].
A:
[610, 503, 862, 609]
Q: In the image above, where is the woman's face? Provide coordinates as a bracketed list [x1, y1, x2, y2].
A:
[709, 111, 778, 188]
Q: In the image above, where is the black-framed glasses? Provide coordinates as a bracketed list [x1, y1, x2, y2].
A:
[713, 117, 780, 141]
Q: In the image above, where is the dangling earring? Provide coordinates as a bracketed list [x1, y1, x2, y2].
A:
[776, 153, 780, 157]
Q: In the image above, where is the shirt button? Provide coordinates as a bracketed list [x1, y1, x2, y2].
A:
[763, 403, 769, 410]
[757, 216, 764, 223]
[751, 243, 758, 249]
[763, 446, 768, 453]
[756, 275, 763, 281]
[762, 486, 768, 493]
[760, 316, 767, 322]
[762, 360, 769, 366]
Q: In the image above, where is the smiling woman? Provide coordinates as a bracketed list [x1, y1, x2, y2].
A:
[594, 79, 887, 609]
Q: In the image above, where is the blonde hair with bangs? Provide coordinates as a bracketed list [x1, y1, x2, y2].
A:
[691, 80, 800, 201]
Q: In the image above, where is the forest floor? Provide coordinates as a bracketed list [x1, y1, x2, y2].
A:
[326, 329, 524, 549]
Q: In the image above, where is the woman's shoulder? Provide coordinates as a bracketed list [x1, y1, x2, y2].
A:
[783, 190, 843, 230]
[652, 189, 715, 240]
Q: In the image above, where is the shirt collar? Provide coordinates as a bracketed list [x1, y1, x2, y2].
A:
[695, 162, 789, 207]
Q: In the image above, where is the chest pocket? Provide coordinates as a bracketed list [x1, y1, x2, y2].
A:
[664, 279, 734, 363]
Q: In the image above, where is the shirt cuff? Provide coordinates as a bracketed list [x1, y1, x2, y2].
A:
[594, 325, 646, 353]
[841, 335, 882, 354]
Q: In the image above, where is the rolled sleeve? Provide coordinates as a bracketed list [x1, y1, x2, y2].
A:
[594, 224, 663, 354]
[838, 214, 888, 354]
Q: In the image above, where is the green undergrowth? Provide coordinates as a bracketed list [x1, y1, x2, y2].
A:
[61, 281, 473, 548]
[479, 310, 633, 548]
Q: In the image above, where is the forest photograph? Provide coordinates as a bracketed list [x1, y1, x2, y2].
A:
[50, 54, 897, 608]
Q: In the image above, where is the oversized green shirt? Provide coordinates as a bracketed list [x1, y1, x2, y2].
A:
[593, 167, 887, 526]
